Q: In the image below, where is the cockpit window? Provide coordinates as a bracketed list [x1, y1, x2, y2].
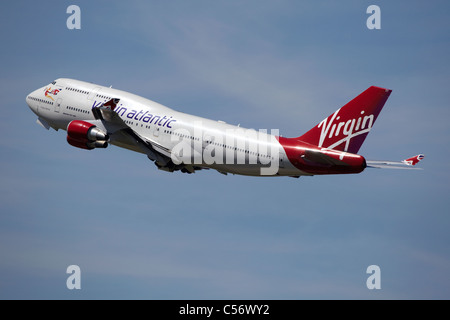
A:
[51, 81, 56, 85]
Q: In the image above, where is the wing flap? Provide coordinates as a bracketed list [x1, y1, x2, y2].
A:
[91, 98, 172, 165]
[90, 99, 207, 173]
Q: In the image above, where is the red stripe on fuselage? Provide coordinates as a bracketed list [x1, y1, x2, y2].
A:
[277, 136, 366, 175]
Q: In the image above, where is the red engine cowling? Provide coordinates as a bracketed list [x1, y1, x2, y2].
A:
[67, 120, 109, 150]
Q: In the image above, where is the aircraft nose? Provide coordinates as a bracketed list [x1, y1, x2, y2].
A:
[26, 88, 40, 116]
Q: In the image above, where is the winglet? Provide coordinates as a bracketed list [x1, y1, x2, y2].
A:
[402, 154, 425, 166]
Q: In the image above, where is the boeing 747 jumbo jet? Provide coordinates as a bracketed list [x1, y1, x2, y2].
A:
[26, 78, 423, 177]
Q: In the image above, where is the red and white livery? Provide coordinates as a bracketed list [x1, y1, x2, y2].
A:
[26, 78, 423, 177]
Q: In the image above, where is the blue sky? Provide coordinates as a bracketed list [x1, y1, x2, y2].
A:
[0, 0, 449, 299]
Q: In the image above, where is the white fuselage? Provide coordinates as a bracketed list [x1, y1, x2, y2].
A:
[26, 78, 305, 177]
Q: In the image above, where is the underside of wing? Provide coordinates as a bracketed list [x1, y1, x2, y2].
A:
[91, 99, 206, 174]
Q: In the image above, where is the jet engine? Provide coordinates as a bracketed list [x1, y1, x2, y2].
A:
[66, 120, 109, 150]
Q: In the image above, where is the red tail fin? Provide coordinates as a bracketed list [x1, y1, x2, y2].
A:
[298, 86, 392, 154]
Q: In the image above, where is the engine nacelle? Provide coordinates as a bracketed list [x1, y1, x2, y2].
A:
[67, 120, 109, 150]
[67, 120, 108, 141]
[67, 136, 93, 150]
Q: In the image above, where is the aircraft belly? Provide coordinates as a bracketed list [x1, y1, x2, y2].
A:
[211, 163, 309, 177]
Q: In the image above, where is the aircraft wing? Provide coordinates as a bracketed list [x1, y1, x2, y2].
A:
[366, 154, 425, 170]
[91, 99, 172, 165]
[90, 99, 205, 173]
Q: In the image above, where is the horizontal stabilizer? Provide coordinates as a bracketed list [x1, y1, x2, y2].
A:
[367, 154, 424, 170]
[366, 163, 423, 170]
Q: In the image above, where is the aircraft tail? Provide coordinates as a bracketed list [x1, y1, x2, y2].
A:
[298, 86, 392, 154]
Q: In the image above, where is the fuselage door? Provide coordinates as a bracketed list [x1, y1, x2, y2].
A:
[88, 87, 101, 100]
[153, 126, 160, 137]
[55, 98, 62, 113]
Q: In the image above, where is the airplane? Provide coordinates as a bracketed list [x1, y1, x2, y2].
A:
[26, 78, 423, 177]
